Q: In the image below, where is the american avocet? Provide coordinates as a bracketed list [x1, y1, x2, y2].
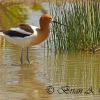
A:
[0, 13, 52, 64]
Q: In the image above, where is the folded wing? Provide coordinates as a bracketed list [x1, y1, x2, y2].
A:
[4, 24, 34, 38]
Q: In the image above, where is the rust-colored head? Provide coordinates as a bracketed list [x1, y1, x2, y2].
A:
[39, 13, 52, 30]
[31, 13, 52, 45]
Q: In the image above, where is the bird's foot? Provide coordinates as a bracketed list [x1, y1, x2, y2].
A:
[27, 59, 31, 64]
[27, 58, 34, 64]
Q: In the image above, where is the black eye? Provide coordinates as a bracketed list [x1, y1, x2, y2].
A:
[49, 18, 52, 20]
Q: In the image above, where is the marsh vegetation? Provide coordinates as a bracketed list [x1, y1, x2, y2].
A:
[48, 0, 100, 52]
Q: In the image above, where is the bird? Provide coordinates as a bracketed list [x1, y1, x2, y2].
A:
[0, 13, 52, 64]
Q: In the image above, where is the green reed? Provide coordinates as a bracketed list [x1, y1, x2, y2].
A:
[0, 2, 27, 29]
[48, 0, 100, 52]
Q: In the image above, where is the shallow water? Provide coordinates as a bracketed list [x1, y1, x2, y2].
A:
[0, 2, 100, 100]
[0, 43, 100, 100]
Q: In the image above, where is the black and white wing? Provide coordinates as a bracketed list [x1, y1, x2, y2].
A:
[4, 23, 34, 38]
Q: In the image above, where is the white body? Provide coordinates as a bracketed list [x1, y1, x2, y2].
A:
[0, 25, 38, 48]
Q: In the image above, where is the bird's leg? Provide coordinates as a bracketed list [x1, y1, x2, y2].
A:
[20, 48, 23, 64]
[26, 47, 30, 64]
